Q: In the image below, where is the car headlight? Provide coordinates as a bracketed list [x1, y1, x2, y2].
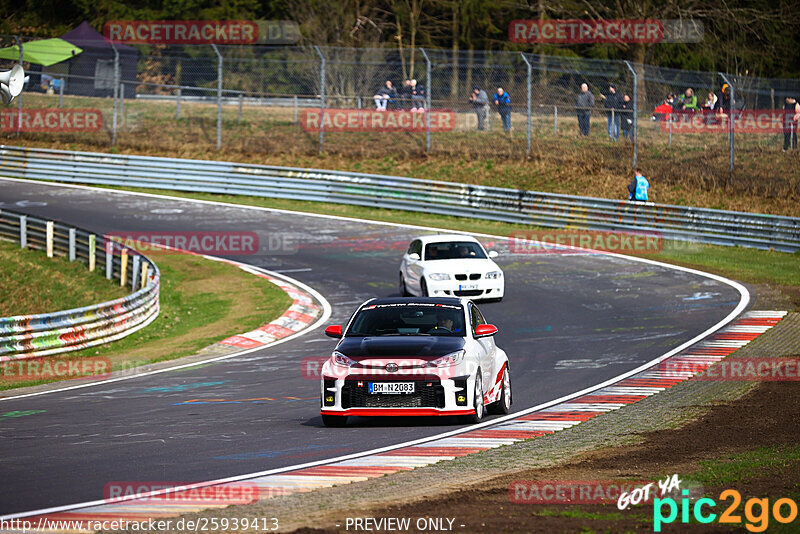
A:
[428, 273, 451, 281]
[428, 350, 466, 367]
[332, 351, 357, 367]
[485, 271, 503, 279]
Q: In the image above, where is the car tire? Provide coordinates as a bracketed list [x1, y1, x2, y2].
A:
[399, 273, 409, 296]
[420, 278, 429, 297]
[322, 414, 348, 427]
[461, 371, 484, 424]
[488, 367, 511, 415]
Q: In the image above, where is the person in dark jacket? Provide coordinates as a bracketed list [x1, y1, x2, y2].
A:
[783, 96, 800, 151]
[399, 79, 413, 110]
[601, 84, 622, 141]
[411, 79, 426, 111]
[469, 86, 490, 131]
[493, 87, 512, 132]
[576, 83, 594, 136]
[620, 93, 633, 141]
[373, 80, 398, 111]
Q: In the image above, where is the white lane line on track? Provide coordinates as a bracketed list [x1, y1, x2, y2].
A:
[0, 176, 750, 521]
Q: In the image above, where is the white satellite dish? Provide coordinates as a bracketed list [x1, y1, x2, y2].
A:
[0, 64, 25, 105]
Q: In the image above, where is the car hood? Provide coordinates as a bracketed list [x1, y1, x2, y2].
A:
[337, 336, 466, 359]
[421, 258, 499, 273]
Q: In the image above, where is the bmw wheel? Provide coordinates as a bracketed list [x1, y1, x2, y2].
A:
[420, 278, 430, 297]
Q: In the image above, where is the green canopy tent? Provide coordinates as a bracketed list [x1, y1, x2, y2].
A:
[0, 38, 82, 67]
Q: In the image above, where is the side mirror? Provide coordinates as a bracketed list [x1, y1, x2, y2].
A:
[408, 252, 421, 261]
[325, 325, 343, 338]
[488, 250, 499, 258]
[474, 324, 498, 337]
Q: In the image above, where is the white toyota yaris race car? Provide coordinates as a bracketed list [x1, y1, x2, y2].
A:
[319, 297, 511, 427]
[399, 234, 504, 301]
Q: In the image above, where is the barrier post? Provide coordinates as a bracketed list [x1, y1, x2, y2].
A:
[211, 44, 223, 150]
[58, 78, 64, 108]
[521, 54, 532, 154]
[624, 60, 639, 168]
[314, 46, 325, 154]
[111, 43, 119, 146]
[106, 240, 113, 280]
[293, 95, 298, 123]
[554, 106, 558, 135]
[176, 88, 182, 119]
[141, 262, 149, 289]
[120, 250, 128, 287]
[89, 234, 96, 271]
[19, 215, 26, 249]
[719, 71, 735, 182]
[420, 48, 432, 152]
[132, 255, 141, 289]
[238, 93, 243, 122]
[46, 221, 54, 258]
[68, 228, 76, 261]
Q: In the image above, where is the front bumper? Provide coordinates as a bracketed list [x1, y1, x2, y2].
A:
[424, 278, 504, 299]
[321, 371, 477, 417]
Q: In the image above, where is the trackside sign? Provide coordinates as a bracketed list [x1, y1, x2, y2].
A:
[300, 109, 456, 133]
[509, 19, 663, 44]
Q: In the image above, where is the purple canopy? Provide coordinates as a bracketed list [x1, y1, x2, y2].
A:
[61, 21, 137, 53]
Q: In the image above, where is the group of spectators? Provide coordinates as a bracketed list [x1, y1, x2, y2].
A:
[373, 79, 427, 111]
[651, 84, 740, 122]
[468, 86, 512, 132]
[576, 83, 634, 141]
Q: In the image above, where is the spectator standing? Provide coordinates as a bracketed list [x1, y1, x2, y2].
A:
[620, 93, 633, 141]
[494, 87, 512, 132]
[576, 83, 594, 136]
[469, 86, 490, 131]
[602, 84, 622, 141]
[627, 168, 649, 202]
[783, 96, 800, 151]
[411, 79, 426, 111]
[373, 80, 398, 111]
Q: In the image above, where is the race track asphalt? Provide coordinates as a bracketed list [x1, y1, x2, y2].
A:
[0, 179, 744, 515]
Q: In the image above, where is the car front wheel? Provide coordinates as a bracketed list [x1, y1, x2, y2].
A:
[488, 367, 511, 415]
[461, 372, 484, 424]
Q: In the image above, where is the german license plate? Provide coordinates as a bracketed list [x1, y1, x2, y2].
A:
[369, 382, 414, 394]
[459, 284, 478, 290]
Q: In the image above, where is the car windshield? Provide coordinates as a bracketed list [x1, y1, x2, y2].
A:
[424, 241, 487, 261]
[347, 303, 465, 337]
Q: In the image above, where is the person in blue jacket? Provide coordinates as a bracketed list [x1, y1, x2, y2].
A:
[493, 87, 512, 132]
[627, 168, 649, 202]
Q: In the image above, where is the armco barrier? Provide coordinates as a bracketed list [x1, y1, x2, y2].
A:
[0, 208, 160, 361]
[0, 145, 798, 252]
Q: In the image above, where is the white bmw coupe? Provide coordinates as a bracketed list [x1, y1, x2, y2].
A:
[399, 234, 504, 301]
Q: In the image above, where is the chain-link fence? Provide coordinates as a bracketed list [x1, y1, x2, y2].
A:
[2, 36, 799, 187]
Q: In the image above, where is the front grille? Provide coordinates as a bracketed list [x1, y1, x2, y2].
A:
[342, 380, 444, 409]
[469, 273, 481, 280]
[454, 274, 467, 281]
[454, 289, 483, 297]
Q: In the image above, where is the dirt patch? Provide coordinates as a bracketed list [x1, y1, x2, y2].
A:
[297, 381, 800, 533]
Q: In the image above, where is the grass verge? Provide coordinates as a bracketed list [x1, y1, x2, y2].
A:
[0, 249, 292, 390]
[0, 238, 126, 316]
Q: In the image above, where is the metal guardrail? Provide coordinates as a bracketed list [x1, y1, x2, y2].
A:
[0, 207, 160, 361]
[0, 145, 798, 252]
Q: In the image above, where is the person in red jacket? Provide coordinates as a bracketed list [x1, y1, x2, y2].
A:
[652, 95, 675, 122]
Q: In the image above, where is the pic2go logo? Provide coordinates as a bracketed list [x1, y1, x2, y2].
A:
[654, 489, 798, 532]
